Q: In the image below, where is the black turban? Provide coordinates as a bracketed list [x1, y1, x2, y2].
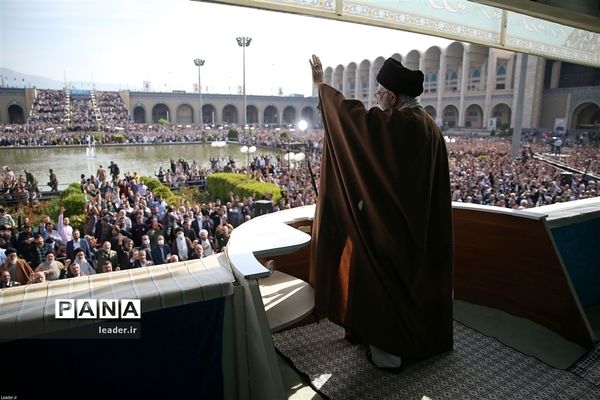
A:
[376, 58, 424, 98]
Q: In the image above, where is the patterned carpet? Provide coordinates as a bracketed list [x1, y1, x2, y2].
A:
[273, 319, 600, 400]
[571, 341, 600, 386]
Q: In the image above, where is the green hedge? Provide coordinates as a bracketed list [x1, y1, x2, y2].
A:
[207, 173, 281, 203]
[40, 188, 87, 233]
[141, 176, 176, 203]
[62, 182, 82, 198]
[227, 129, 239, 141]
[111, 133, 126, 143]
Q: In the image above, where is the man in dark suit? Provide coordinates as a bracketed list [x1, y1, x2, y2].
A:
[131, 214, 149, 247]
[191, 211, 212, 238]
[16, 224, 34, 256]
[66, 229, 92, 261]
[181, 220, 197, 242]
[151, 235, 172, 266]
[132, 251, 154, 268]
[94, 216, 114, 244]
[0, 270, 21, 288]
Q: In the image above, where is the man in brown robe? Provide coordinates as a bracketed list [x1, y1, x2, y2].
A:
[0, 248, 35, 285]
[309, 55, 453, 368]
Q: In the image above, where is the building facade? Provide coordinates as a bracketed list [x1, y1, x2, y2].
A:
[1, 42, 599, 133]
[124, 92, 318, 127]
[320, 42, 600, 133]
[0, 89, 320, 129]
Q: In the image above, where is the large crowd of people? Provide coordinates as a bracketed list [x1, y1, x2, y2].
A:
[1, 90, 599, 287]
[97, 91, 132, 127]
[447, 137, 598, 207]
[0, 173, 242, 286]
[71, 96, 96, 131]
[28, 89, 67, 125]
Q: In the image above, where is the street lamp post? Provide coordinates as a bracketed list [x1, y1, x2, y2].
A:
[297, 119, 318, 196]
[236, 37, 252, 134]
[240, 145, 257, 174]
[193, 58, 205, 128]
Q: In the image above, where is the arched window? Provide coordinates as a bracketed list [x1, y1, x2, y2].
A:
[496, 62, 508, 90]
[497, 64, 506, 76]
[469, 67, 481, 90]
[446, 70, 458, 91]
[427, 73, 437, 93]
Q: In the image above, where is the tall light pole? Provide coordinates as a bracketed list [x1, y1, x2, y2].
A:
[236, 36, 252, 133]
[193, 58, 205, 128]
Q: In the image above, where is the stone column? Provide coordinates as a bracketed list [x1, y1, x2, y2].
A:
[550, 61, 562, 89]
[511, 54, 528, 158]
[458, 47, 470, 127]
[418, 55, 426, 107]
[483, 48, 496, 124]
[342, 67, 351, 98]
[521, 55, 546, 129]
[368, 63, 376, 109]
[436, 49, 447, 116]
[506, 55, 515, 90]
[212, 106, 219, 126]
[511, 54, 524, 128]
[355, 67, 361, 101]
[564, 93, 572, 130]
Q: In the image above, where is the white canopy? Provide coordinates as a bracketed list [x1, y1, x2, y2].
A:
[198, 0, 599, 67]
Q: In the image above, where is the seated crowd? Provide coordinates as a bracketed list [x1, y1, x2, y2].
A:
[28, 89, 67, 125]
[70, 96, 96, 131]
[96, 91, 133, 127]
[0, 180, 245, 287]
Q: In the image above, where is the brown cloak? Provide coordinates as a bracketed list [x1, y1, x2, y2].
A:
[1, 258, 35, 285]
[309, 84, 453, 361]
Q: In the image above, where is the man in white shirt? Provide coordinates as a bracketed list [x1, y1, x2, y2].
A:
[57, 207, 73, 246]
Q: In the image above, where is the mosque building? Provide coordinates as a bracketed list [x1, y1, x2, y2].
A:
[321, 43, 599, 134]
[1, 43, 598, 135]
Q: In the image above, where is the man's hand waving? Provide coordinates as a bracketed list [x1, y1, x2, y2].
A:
[309, 54, 323, 85]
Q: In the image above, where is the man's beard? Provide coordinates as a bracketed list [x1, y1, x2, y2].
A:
[7, 258, 17, 267]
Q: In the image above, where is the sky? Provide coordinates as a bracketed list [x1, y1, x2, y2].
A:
[1, 0, 452, 96]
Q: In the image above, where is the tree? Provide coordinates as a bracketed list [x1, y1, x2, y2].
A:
[227, 129, 239, 141]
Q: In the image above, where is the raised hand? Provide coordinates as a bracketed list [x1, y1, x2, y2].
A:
[309, 54, 323, 85]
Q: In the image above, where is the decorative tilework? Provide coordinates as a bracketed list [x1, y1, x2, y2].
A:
[274, 320, 600, 399]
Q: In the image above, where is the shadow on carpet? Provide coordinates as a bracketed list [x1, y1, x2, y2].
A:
[273, 319, 600, 400]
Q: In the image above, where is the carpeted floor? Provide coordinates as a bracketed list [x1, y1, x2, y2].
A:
[570, 341, 600, 386]
[273, 319, 600, 400]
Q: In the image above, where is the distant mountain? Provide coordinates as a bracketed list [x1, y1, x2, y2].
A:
[0, 68, 122, 91]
